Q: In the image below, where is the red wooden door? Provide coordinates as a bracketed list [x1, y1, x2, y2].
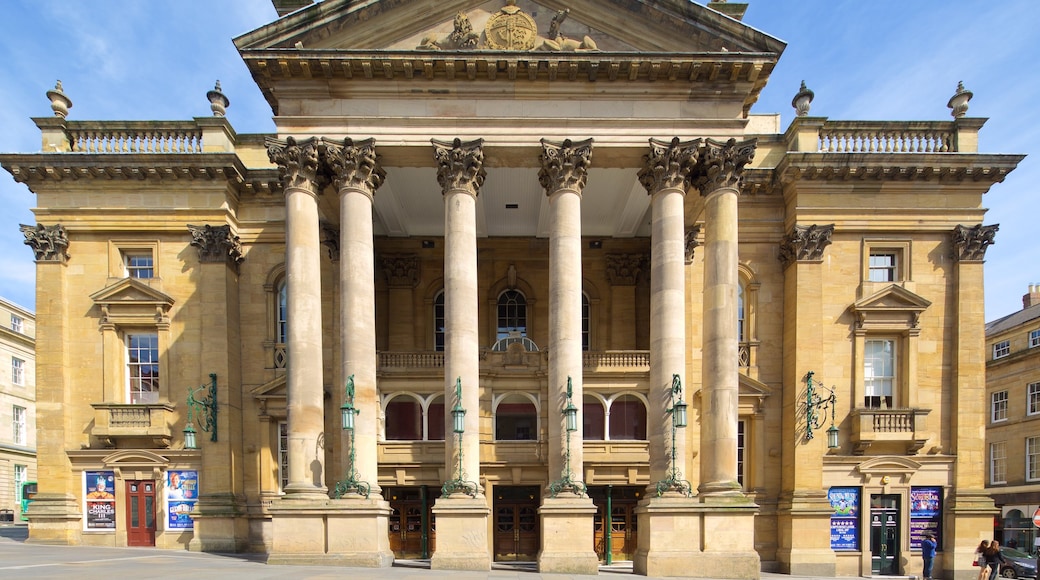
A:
[125, 480, 156, 547]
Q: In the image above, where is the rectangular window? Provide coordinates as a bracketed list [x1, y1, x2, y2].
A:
[14, 464, 27, 491]
[10, 314, 23, 333]
[11, 358, 24, 386]
[1029, 383, 1040, 416]
[13, 405, 26, 445]
[992, 390, 1008, 422]
[993, 340, 1010, 359]
[737, 420, 746, 489]
[124, 251, 154, 279]
[1028, 437, 1040, 482]
[864, 339, 895, 408]
[127, 333, 159, 404]
[278, 421, 288, 493]
[868, 253, 897, 282]
[990, 442, 1007, 484]
[1031, 329, 1040, 348]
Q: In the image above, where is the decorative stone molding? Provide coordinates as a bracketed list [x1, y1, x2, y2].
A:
[265, 136, 323, 191]
[187, 224, 244, 266]
[538, 138, 593, 194]
[952, 223, 998, 262]
[605, 254, 644, 286]
[20, 222, 69, 262]
[692, 137, 757, 194]
[685, 225, 701, 264]
[638, 137, 701, 195]
[321, 137, 385, 196]
[381, 254, 420, 288]
[319, 222, 340, 262]
[778, 224, 835, 268]
[431, 138, 486, 196]
[416, 2, 599, 53]
[484, 2, 537, 50]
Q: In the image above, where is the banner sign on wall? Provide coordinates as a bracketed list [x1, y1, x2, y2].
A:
[165, 469, 198, 530]
[910, 486, 943, 550]
[829, 486, 860, 551]
[84, 470, 116, 530]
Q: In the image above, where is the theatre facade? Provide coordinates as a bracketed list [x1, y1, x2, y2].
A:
[0, 0, 1024, 578]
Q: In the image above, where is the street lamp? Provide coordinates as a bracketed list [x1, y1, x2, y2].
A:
[654, 374, 692, 497]
[334, 375, 370, 498]
[805, 370, 839, 449]
[184, 373, 218, 449]
[441, 377, 477, 497]
[548, 376, 587, 497]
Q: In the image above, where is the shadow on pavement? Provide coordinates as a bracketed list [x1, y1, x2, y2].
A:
[0, 525, 28, 542]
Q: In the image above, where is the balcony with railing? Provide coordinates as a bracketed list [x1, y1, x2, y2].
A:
[850, 407, 930, 455]
[90, 402, 177, 448]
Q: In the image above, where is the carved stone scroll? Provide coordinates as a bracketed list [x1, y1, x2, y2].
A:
[432, 138, 486, 196]
[778, 224, 835, 268]
[685, 225, 701, 264]
[605, 254, 645, 286]
[321, 137, 385, 196]
[187, 224, 244, 266]
[538, 138, 593, 194]
[693, 137, 757, 194]
[20, 222, 69, 263]
[381, 254, 420, 288]
[952, 223, 998, 262]
[638, 137, 702, 195]
[265, 136, 324, 191]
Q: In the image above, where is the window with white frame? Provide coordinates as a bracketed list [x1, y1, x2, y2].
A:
[738, 283, 746, 342]
[10, 314, 22, 333]
[276, 279, 288, 344]
[1029, 383, 1040, 416]
[1028, 437, 1040, 482]
[278, 421, 288, 493]
[990, 441, 1007, 484]
[993, 340, 1011, 359]
[13, 405, 26, 445]
[868, 253, 897, 282]
[14, 464, 27, 497]
[864, 339, 895, 408]
[11, 357, 24, 386]
[126, 333, 159, 404]
[992, 390, 1008, 422]
[123, 250, 154, 279]
[1031, 329, 1040, 348]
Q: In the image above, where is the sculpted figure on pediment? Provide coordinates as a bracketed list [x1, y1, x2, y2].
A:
[418, 11, 480, 50]
[537, 9, 598, 52]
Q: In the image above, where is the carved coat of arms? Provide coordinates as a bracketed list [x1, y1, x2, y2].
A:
[484, 1, 538, 50]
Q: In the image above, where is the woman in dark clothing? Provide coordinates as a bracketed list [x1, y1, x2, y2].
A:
[982, 540, 1007, 580]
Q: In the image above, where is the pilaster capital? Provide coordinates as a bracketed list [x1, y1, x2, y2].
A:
[265, 136, 324, 191]
[187, 224, 244, 266]
[432, 138, 486, 196]
[778, 223, 835, 269]
[952, 223, 998, 262]
[692, 137, 757, 195]
[20, 222, 69, 263]
[321, 137, 385, 196]
[381, 254, 421, 288]
[685, 225, 701, 264]
[605, 253, 645, 286]
[638, 137, 701, 195]
[538, 138, 593, 194]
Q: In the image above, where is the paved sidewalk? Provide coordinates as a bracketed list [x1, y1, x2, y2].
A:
[0, 524, 844, 580]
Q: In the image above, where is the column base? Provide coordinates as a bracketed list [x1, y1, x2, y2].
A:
[188, 493, 248, 553]
[430, 495, 491, 571]
[23, 493, 83, 546]
[266, 495, 394, 567]
[538, 494, 599, 575]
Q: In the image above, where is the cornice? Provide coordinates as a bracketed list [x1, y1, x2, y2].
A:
[0, 325, 35, 349]
[775, 152, 1025, 186]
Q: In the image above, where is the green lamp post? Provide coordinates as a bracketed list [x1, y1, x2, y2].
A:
[184, 373, 218, 449]
[441, 377, 478, 497]
[548, 376, 587, 497]
[334, 375, 371, 498]
[654, 374, 692, 497]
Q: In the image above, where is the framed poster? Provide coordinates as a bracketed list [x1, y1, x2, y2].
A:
[829, 486, 860, 551]
[165, 469, 198, 530]
[910, 486, 942, 550]
[84, 470, 116, 530]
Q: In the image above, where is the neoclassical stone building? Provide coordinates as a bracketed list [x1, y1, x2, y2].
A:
[0, 0, 1025, 578]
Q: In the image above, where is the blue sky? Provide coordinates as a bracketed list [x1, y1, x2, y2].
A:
[0, 0, 1037, 321]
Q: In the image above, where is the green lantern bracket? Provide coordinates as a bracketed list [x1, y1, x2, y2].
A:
[441, 377, 478, 498]
[548, 376, 587, 498]
[334, 374, 371, 498]
[184, 373, 218, 449]
[805, 370, 839, 449]
[654, 374, 692, 497]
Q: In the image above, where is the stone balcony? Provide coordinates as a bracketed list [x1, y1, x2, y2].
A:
[90, 402, 177, 449]
[850, 407, 930, 455]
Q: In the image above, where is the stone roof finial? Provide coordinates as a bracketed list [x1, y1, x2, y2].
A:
[207, 80, 230, 117]
[46, 80, 72, 119]
[947, 81, 972, 119]
[792, 80, 814, 117]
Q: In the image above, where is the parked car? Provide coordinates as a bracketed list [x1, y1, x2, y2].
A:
[1000, 546, 1038, 579]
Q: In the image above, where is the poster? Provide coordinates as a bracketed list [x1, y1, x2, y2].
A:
[165, 470, 198, 529]
[829, 486, 860, 551]
[84, 470, 116, 530]
[910, 486, 942, 550]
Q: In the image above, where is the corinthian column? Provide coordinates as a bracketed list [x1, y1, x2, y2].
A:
[692, 137, 756, 495]
[637, 137, 699, 494]
[266, 136, 328, 498]
[323, 137, 385, 497]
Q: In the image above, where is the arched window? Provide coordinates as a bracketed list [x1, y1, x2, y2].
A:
[277, 279, 288, 344]
[434, 291, 445, 352]
[497, 290, 527, 340]
[495, 393, 537, 441]
[582, 292, 591, 351]
[583, 394, 605, 440]
[608, 394, 647, 440]
[385, 394, 423, 441]
[428, 394, 445, 441]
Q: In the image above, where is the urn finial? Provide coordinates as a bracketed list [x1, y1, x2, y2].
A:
[792, 80, 814, 117]
[947, 81, 972, 119]
[46, 80, 72, 119]
[207, 80, 230, 117]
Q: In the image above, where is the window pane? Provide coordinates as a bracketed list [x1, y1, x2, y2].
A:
[993, 340, 1010, 359]
[582, 395, 605, 440]
[864, 339, 895, 408]
[127, 334, 160, 404]
[385, 397, 423, 441]
[434, 291, 445, 352]
[868, 253, 896, 282]
[992, 391, 1008, 422]
[125, 252, 154, 279]
[581, 293, 590, 352]
[496, 290, 527, 340]
[737, 283, 745, 342]
[277, 280, 288, 343]
[608, 395, 647, 440]
[991, 441, 1006, 484]
[1029, 383, 1040, 416]
[1028, 437, 1040, 481]
[278, 422, 288, 492]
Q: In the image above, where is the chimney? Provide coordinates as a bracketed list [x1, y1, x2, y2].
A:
[1024, 285, 1040, 309]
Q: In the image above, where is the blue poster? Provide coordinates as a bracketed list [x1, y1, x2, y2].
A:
[910, 487, 942, 550]
[165, 470, 198, 529]
[84, 470, 117, 530]
[829, 486, 860, 551]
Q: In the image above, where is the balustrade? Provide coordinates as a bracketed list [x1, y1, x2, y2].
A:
[818, 122, 954, 153]
[67, 122, 203, 153]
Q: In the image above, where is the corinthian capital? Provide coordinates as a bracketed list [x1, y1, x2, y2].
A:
[20, 222, 69, 263]
[692, 137, 757, 194]
[381, 254, 421, 288]
[605, 253, 645, 286]
[432, 138, 486, 196]
[188, 224, 244, 266]
[321, 137, 385, 196]
[952, 223, 998, 262]
[778, 224, 835, 268]
[538, 138, 593, 194]
[638, 137, 701, 195]
[265, 136, 323, 190]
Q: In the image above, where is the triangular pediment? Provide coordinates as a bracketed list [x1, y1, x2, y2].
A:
[90, 277, 176, 307]
[252, 375, 287, 399]
[851, 285, 931, 329]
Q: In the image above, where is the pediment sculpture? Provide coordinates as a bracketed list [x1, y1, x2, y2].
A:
[418, 1, 599, 52]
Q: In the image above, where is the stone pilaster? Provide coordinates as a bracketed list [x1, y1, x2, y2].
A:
[381, 254, 420, 351]
[266, 136, 328, 499]
[430, 137, 490, 571]
[538, 138, 598, 574]
[605, 253, 644, 350]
